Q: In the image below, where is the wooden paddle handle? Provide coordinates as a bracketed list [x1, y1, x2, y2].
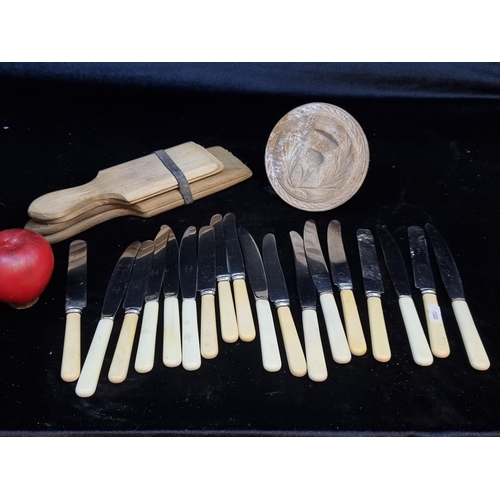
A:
[233, 278, 256, 342]
[217, 280, 238, 343]
[108, 313, 139, 383]
[255, 299, 281, 372]
[201, 294, 218, 359]
[163, 296, 181, 367]
[182, 298, 201, 371]
[302, 309, 328, 382]
[61, 312, 81, 382]
[422, 293, 450, 358]
[367, 296, 391, 363]
[340, 289, 367, 356]
[452, 300, 490, 371]
[277, 306, 307, 377]
[135, 300, 159, 373]
[319, 293, 351, 364]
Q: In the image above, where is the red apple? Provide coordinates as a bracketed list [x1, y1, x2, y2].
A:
[0, 228, 54, 308]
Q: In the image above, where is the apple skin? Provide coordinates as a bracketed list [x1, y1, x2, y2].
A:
[0, 228, 54, 308]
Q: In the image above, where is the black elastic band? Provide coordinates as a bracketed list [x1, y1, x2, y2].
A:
[154, 149, 194, 205]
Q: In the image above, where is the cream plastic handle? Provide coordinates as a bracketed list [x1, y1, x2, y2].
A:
[398, 296, 433, 366]
[163, 296, 181, 367]
[367, 296, 391, 362]
[276, 306, 307, 377]
[422, 293, 450, 358]
[201, 294, 218, 359]
[61, 312, 81, 382]
[108, 313, 139, 383]
[75, 317, 114, 398]
[233, 278, 256, 342]
[256, 299, 281, 372]
[340, 289, 367, 356]
[452, 300, 490, 371]
[302, 309, 328, 382]
[134, 300, 160, 373]
[182, 298, 201, 371]
[217, 280, 238, 343]
[319, 293, 351, 364]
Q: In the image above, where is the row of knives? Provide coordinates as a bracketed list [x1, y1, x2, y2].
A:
[61, 213, 490, 398]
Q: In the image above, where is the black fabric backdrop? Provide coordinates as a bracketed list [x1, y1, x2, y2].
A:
[0, 62, 499, 436]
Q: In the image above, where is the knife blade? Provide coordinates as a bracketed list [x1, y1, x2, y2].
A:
[425, 223, 489, 370]
[210, 214, 238, 343]
[75, 241, 140, 398]
[356, 229, 391, 362]
[303, 220, 351, 364]
[179, 226, 201, 371]
[238, 227, 281, 372]
[223, 213, 256, 342]
[376, 225, 433, 366]
[408, 225, 450, 359]
[108, 239, 155, 383]
[198, 225, 218, 359]
[327, 220, 367, 356]
[290, 231, 328, 381]
[61, 239, 87, 382]
[134, 225, 170, 373]
[262, 233, 307, 377]
[162, 229, 181, 368]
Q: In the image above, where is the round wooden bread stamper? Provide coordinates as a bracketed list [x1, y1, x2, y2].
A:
[265, 102, 369, 212]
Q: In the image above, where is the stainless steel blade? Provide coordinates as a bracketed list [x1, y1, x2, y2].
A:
[163, 229, 179, 298]
[223, 213, 245, 279]
[356, 229, 384, 297]
[179, 226, 198, 300]
[327, 220, 352, 291]
[408, 226, 436, 293]
[262, 233, 290, 307]
[122, 240, 155, 313]
[65, 239, 87, 313]
[376, 225, 412, 298]
[210, 214, 230, 282]
[424, 224, 465, 300]
[303, 220, 333, 294]
[101, 241, 141, 318]
[290, 231, 317, 310]
[144, 225, 169, 302]
[238, 227, 268, 300]
[198, 225, 216, 294]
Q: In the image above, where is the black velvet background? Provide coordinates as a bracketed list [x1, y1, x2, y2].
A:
[0, 63, 499, 435]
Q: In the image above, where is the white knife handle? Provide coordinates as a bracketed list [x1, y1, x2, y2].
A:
[182, 298, 201, 371]
[75, 317, 114, 398]
[367, 296, 391, 363]
[319, 293, 351, 364]
[398, 296, 433, 366]
[108, 312, 139, 383]
[422, 292, 450, 358]
[61, 312, 81, 382]
[134, 300, 159, 373]
[256, 299, 281, 372]
[276, 306, 307, 377]
[201, 294, 218, 359]
[340, 289, 367, 356]
[233, 278, 256, 342]
[302, 309, 328, 382]
[163, 296, 181, 367]
[452, 300, 490, 371]
[217, 280, 239, 343]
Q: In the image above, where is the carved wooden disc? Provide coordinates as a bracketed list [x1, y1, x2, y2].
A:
[265, 102, 369, 212]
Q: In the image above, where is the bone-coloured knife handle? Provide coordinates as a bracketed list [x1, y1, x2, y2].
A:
[340, 289, 367, 356]
[398, 296, 433, 366]
[201, 294, 218, 359]
[61, 312, 81, 382]
[277, 306, 307, 377]
[452, 300, 490, 371]
[75, 317, 114, 398]
[163, 296, 181, 367]
[134, 300, 159, 373]
[256, 299, 282, 372]
[108, 312, 139, 383]
[422, 292, 450, 358]
[367, 296, 391, 363]
[302, 309, 328, 382]
[319, 293, 351, 364]
[182, 298, 201, 371]
[233, 278, 256, 342]
[217, 280, 238, 343]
